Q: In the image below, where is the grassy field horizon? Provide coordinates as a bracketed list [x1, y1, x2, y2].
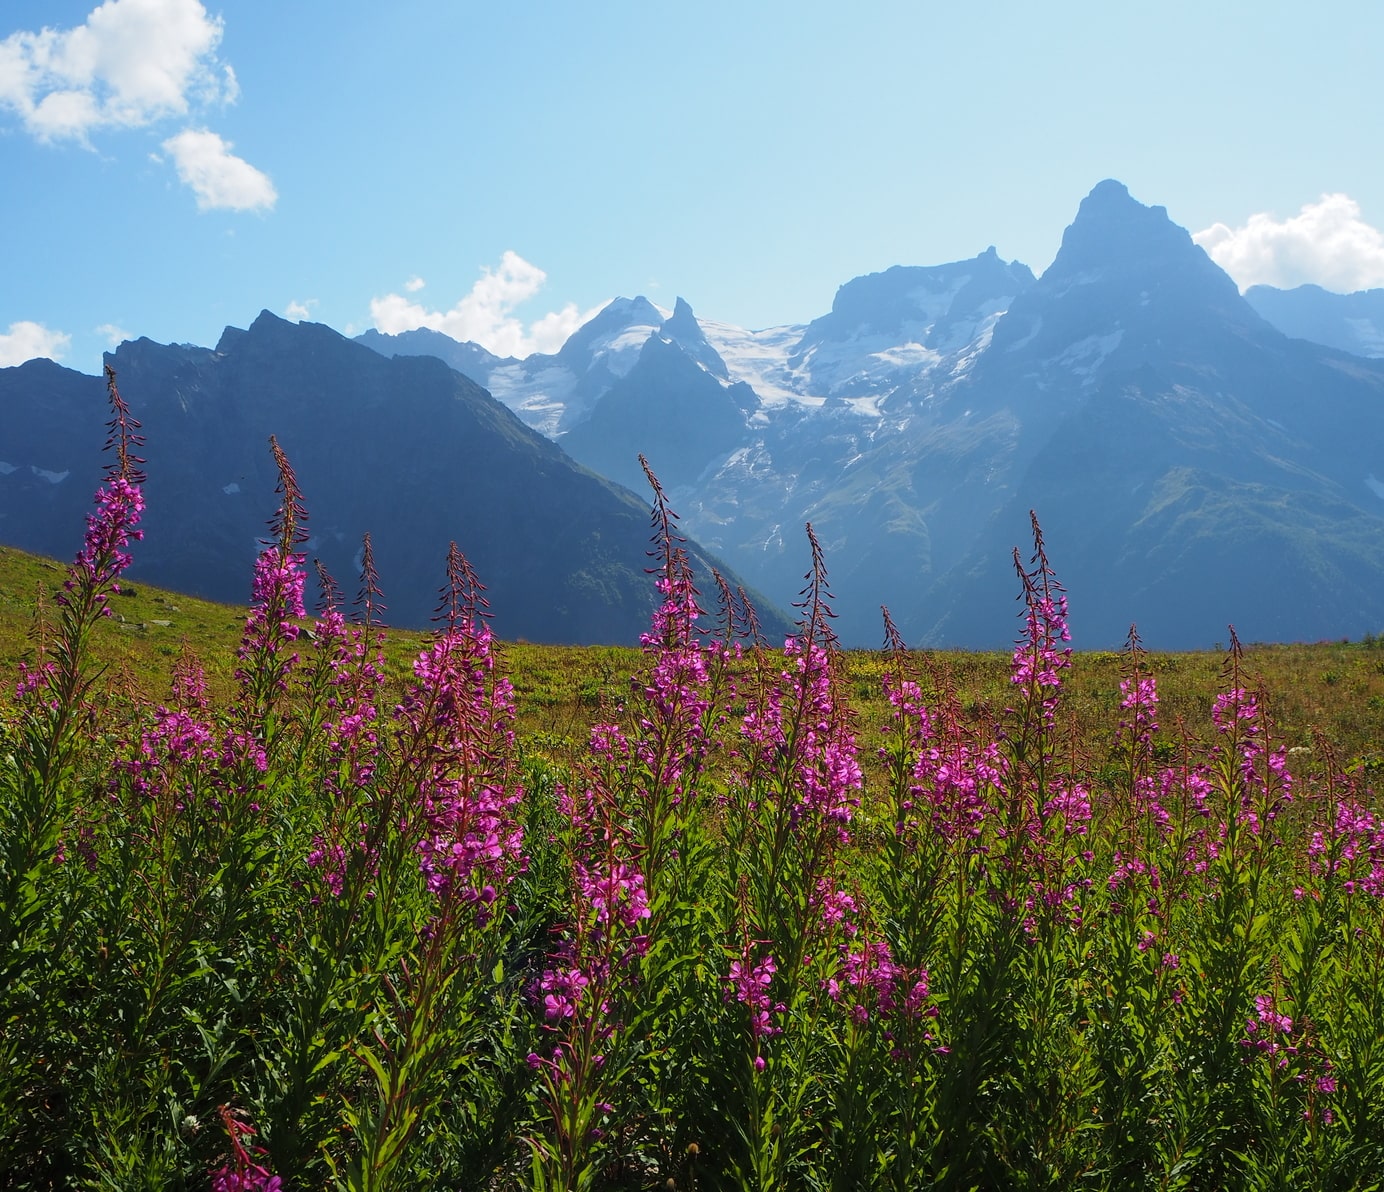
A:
[5, 540, 1384, 781]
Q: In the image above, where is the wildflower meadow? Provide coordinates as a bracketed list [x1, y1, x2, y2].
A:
[2, 371, 1383, 1190]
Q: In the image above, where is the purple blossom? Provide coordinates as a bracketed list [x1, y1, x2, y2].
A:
[209, 1109, 281, 1192]
[406, 624, 526, 911]
[1117, 674, 1160, 751]
[233, 548, 307, 695]
[816, 886, 859, 934]
[1241, 992, 1305, 1069]
[576, 861, 651, 932]
[538, 963, 592, 1023]
[726, 949, 785, 1039]
[59, 475, 145, 619]
[1043, 782, 1092, 833]
[741, 638, 862, 838]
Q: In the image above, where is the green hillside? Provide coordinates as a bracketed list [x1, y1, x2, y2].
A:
[5, 541, 1384, 775]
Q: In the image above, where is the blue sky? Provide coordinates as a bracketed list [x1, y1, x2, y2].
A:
[4, 0, 1384, 372]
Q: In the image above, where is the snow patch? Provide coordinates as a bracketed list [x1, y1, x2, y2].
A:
[700, 320, 815, 408]
[600, 325, 661, 377]
[951, 316, 1003, 377]
[1048, 330, 1123, 379]
[223, 482, 241, 495]
[485, 362, 580, 436]
[0, 461, 15, 475]
[1366, 474, 1384, 500]
[31, 466, 69, 484]
[875, 342, 942, 369]
[844, 395, 883, 418]
[1344, 317, 1384, 357]
[1005, 316, 1042, 353]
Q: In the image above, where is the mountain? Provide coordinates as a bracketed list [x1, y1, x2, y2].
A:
[357, 296, 671, 439]
[560, 323, 755, 494]
[907, 182, 1384, 647]
[659, 297, 730, 380]
[351, 181, 1384, 649]
[0, 312, 786, 644]
[1245, 283, 1384, 358]
[16, 180, 1384, 650]
[788, 248, 1036, 402]
[354, 326, 512, 381]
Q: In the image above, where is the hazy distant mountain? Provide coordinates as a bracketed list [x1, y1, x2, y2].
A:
[360, 298, 673, 439]
[0, 312, 784, 644]
[1244, 283, 1384, 358]
[355, 325, 512, 381]
[560, 332, 755, 494]
[907, 181, 1384, 648]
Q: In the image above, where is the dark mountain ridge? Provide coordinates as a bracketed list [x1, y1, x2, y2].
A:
[0, 312, 784, 644]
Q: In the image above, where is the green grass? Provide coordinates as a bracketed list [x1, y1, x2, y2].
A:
[4, 541, 1384, 778]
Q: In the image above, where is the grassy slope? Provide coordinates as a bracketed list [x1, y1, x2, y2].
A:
[3, 542, 1383, 778]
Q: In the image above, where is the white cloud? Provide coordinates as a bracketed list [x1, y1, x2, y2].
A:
[0, 0, 232, 142]
[95, 322, 130, 345]
[162, 128, 276, 212]
[284, 299, 316, 322]
[369, 252, 601, 357]
[404, 275, 426, 293]
[0, 321, 71, 366]
[1194, 194, 1384, 293]
[1, 2, 274, 213]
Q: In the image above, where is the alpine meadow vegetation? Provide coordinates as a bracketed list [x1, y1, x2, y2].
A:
[2, 377, 1383, 1190]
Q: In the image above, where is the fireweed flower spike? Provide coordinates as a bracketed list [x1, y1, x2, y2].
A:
[209, 1107, 282, 1192]
[353, 530, 388, 629]
[1009, 511, 1072, 742]
[632, 456, 720, 857]
[726, 946, 785, 1042]
[234, 437, 309, 730]
[298, 548, 390, 898]
[410, 543, 525, 912]
[23, 366, 146, 789]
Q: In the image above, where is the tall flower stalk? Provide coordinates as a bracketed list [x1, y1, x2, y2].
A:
[19, 366, 146, 792]
[4, 366, 144, 922]
[233, 436, 308, 751]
